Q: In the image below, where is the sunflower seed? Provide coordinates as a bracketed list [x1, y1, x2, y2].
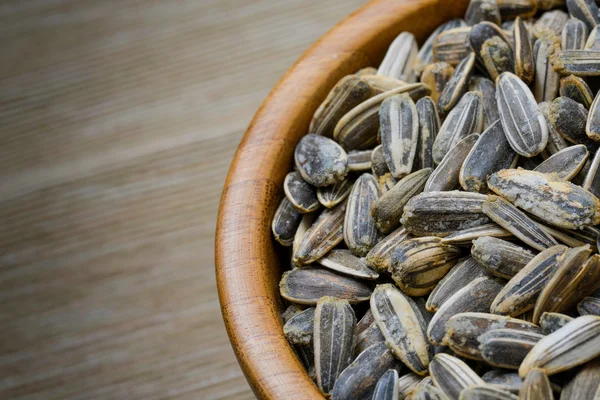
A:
[482, 370, 524, 393]
[314, 297, 356, 394]
[481, 36, 515, 80]
[487, 169, 600, 230]
[429, 353, 485, 400]
[533, 144, 589, 179]
[496, 0, 538, 19]
[399, 373, 424, 399]
[371, 284, 431, 375]
[433, 91, 484, 163]
[585, 25, 600, 49]
[280, 268, 373, 305]
[356, 67, 378, 76]
[538, 102, 569, 157]
[479, 329, 545, 369]
[422, 62, 455, 103]
[389, 236, 463, 296]
[415, 19, 468, 75]
[533, 35, 561, 103]
[438, 52, 477, 114]
[559, 357, 600, 400]
[466, 0, 502, 26]
[295, 134, 349, 187]
[519, 315, 600, 377]
[372, 369, 399, 400]
[348, 150, 374, 172]
[441, 223, 513, 245]
[540, 312, 574, 334]
[427, 277, 504, 346]
[378, 32, 419, 82]
[362, 74, 407, 92]
[344, 173, 382, 256]
[472, 236, 536, 279]
[283, 307, 315, 346]
[415, 97, 440, 170]
[532, 10, 569, 38]
[566, 0, 600, 30]
[518, 368, 553, 400]
[317, 177, 354, 209]
[371, 145, 389, 177]
[426, 256, 490, 313]
[561, 18, 589, 50]
[402, 191, 492, 237]
[583, 148, 600, 197]
[332, 341, 403, 400]
[272, 197, 303, 246]
[578, 296, 600, 315]
[356, 308, 375, 336]
[417, 376, 434, 388]
[411, 385, 451, 400]
[468, 77, 499, 130]
[365, 227, 412, 273]
[380, 95, 419, 178]
[433, 27, 473, 66]
[372, 168, 431, 234]
[284, 171, 320, 213]
[586, 89, 600, 141]
[294, 344, 315, 379]
[470, 22, 514, 65]
[460, 385, 518, 400]
[514, 17, 535, 84]
[551, 50, 600, 76]
[317, 249, 379, 280]
[334, 84, 430, 151]
[481, 195, 558, 251]
[549, 96, 599, 151]
[496, 72, 548, 157]
[559, 74, 594, 108]
[428, 134, 480, 192]
[446, 312, 542, 360]
[293, 201, 346, 264]
[355, 319, 385, 355]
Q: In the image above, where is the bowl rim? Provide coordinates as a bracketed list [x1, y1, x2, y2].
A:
[215, 1, 469, 398]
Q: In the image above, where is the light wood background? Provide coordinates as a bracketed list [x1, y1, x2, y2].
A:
[0, 0, 366, 399]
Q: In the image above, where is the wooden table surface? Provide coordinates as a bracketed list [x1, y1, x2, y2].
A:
[0, 1, 366, 398]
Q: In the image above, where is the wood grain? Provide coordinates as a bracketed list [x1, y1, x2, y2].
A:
[0, 1, 367, 399]
[216, 0, 470, 399]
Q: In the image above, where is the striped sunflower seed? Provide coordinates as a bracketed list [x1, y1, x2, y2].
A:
[438, 52, 477, 114]
[284, 171, 320, 213]
[479, 329, 545, 369]
[280, 268, 372, 305]
[491, 245, 567, 316]
[293, 200, 346, 264]
[283, 307, 315, 346]
[496, 0, 538, 19]
[427, 134, 479, 192]
[378, 32, 419, 82]
[472, 236, 536, 279]
[415, 19, 468, 76]
[441, 223, 513, 245]
[533, 144, 589, 179]
[487, 169, 600, 230]
[468, 77, 499, 129]
[427, 277, 504, 346]
[585, 25, 600, 49]
[410, 385, 450, 400]
[433, 27, 473, 66]
[583, 148, 600, 197]
[459, 385, 518, 400]
[344, 173, 382, 256]
[317, 177, 354, 209]
[371, 168, 431, 234]
[317, 249, 379, 280]
[371, 369, 399, 400]
[538, 101, 569, 157]
[465, 0, 502, 26]
[380, 94, 419, 178]
[561, 17, 589, 50]
[348, 149, 373, 172]
[314, 297, 356, 394]
[365, 226, 412, 273]
[518, 368, 553, 400]
[429, 353, 485, 400]
[460, 121, 517, 193]
[389, 236, 462, 296]
[398, 373, 424, 399]
[549, 96, 599, 151]
[295, 134, 349, 187]
[331, 341, 403, 400]
[371, 145, 390, 178]
[481, 196, 558, 251]
[422, 62, 455, 103]
[578, 296, 600, 315]
[514, 17, 535, 84]
[532, 10, 569, 38]
[539, 312, 573, 334]
[416, 376, 434, 388]
[519, 315, 600, 377]
[586, 90, 600, 141]
[551, 50, 600, 76]
[566, 0, 600, 30]
[371, 284, 431, 375]
[433, 91, 484, 163]
[272, 197, 303, 246]
[415, 97, 440, 170]
[480, 36, 515, 80]
[355, 318, 385, 356]
[402, 191, 492, 237]
[559, 74, 594, 108]
[470, 22, 514, 64]
[533, 35, 561, 103]
[559, 357, 600, 400]
[446, 312, 541, 360]
[496, 72, 548, 157]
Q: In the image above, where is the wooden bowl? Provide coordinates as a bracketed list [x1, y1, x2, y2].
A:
[215, 0, 469, 398]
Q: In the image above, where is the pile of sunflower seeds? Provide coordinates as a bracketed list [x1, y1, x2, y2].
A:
[272, 0, 600, 398]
